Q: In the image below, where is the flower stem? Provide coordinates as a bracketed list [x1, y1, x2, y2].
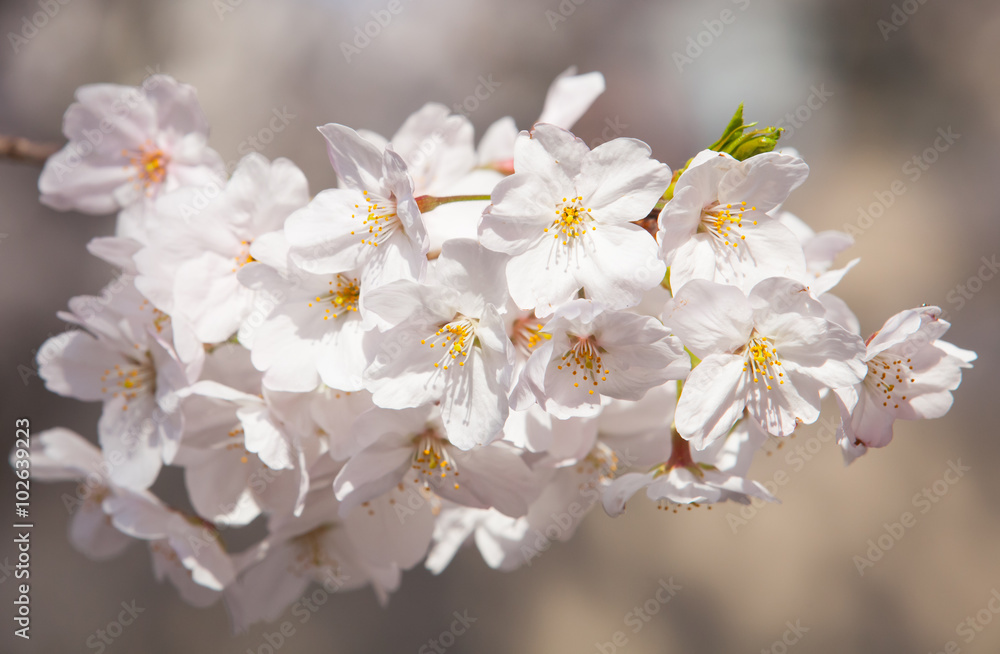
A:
[0, 135, 59, 166]
[415, 194, 492, 213]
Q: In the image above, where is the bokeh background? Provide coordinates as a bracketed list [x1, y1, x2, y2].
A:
[2, 0, 999, 652]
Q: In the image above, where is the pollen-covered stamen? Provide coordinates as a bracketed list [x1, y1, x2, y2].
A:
[510, 313, 550, 358]
[558, 333, 608, 395]
[349, 189, 400, 248]
[420, 316, 478, 371]
[138, 299, 171, 333]
[740, 333, 784, 391]
[411, 428, 461, 490]
[122, 141, 169, 192]
[307, 274, 361, 321]
[289, 524, 341, 574]
[231, 240, 256, 272]
[864, 354, 915, 409]
[699, 200, 757, 249]
[213, 424, 251, 464]
[575, 442, 620, 480]
[99, 353, 156, 411]
[650, 431, 717, 513]
[546, 195, 594, 246]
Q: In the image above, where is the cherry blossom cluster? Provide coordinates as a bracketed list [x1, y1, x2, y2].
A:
[21, 69, 976, 627]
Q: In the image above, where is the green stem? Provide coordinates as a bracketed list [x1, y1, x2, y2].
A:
[416, 194, 492, 213]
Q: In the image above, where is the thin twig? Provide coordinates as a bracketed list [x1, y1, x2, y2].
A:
[0, 135, 60, 166]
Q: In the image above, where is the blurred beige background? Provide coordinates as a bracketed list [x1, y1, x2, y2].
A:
[2, 0, 999, 652]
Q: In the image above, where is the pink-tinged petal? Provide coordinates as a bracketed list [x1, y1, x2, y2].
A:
[98, 394, 164, 490]
[27, 427, 104, 481]
[766, 315, 867, 388]
[360, 228, 427, 291]
[87, 236, 143, 271]
[437, 445, 538, 517]
[362, 279, 454, 329]
[389, 103, 475, 195]
[39, 155, 134, 214]
[579, 138, 670, 222]
[38, 331, 124, 402]
[286, 189, 372, 273]
[184, 452, 262, 526]
[382, 147, 428, 251]
[664, 235, 720, 290]
[173, 253, 252, 343]
[227, 155, 310, 234]
[746, 368, 823, 437]
[477, 116, 518, 165]
[601, 471, 655, 516]
[504, 238, 581, 315]
[440, 348, 508, 449]
[575, 225, 665, 309]
[849, 392, 897, 448]
[333, 441, 414, 515]
[717, 152, 809, 212]
[675, 354, 749, 449]
[248, 302, 323, 393]
[866, 307, 949, 358]
[66, 83, 156, 147]
[656, 184, 706, 263]
[663, 280, 752, 357]
[803, 230, 854, 273]
[344, 488, 435, 569]
[436, 239, 511, 313]
[145, 75, 211, 137]
[316, 317, 369, 392]
[237, 404, 294, 471]
[537, 68, 605, 130]
[517, 124, 590, 187]
[69, 502, 133, 560]
[480, 174, 559, 255]
[365, 327, 446, 410]
[810, 258, 860, 298]
[317, 123, 385, 191]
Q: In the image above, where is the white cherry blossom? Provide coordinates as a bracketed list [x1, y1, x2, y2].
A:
[479, 123, 670, 315]
[666, 278, 866, 448]
[658, 149, 809, 292]
[285, 123, 428, 291]
[835, 306, 976, 461]
[39, 74, 224, 216]
[516, 299, 689, 419]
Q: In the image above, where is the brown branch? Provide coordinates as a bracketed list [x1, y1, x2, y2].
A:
[0, 135, 60, 166]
